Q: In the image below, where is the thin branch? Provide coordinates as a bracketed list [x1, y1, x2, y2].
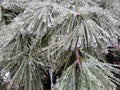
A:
[75, 37, 81, 65]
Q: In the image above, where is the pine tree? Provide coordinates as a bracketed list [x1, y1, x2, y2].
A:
[0, 0, 120, 90]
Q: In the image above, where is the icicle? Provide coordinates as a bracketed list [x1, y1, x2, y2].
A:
[0, 7, 2, 21]
[49, 69, 54, 90]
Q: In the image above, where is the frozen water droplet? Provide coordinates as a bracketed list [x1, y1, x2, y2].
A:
[3, 72, 11, 82]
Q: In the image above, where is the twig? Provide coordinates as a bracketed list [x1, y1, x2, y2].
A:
[74, 37, 81, 65]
